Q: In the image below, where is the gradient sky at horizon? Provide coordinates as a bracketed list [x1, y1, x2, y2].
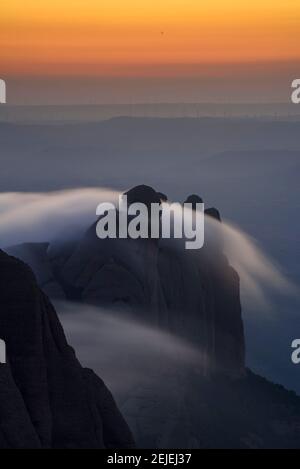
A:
[1, 1, 300, 104]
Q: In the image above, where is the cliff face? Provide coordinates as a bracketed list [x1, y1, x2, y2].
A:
[3, 183, 300, 449]
[157, 240, 245, 377]
[6, 189, 245, 378]
[55, 193, 244, 377]
[0, 249, 135, 449]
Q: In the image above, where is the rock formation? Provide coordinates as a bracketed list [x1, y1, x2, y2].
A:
[2, 185, 300, 448]
[0, 249, 135, 449]
[5, 185, 245, 377]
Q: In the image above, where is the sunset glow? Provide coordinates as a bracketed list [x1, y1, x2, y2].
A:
[1, 1, 300, 77]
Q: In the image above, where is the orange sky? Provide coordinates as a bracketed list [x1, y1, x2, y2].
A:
[1, 0, 300, 77]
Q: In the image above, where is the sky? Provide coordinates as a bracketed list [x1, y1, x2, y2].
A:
[1, 1, 300, 104]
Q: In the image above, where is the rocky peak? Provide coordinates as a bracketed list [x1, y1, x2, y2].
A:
[0, 249, 134, 449]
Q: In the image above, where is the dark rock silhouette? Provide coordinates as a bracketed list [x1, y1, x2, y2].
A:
[125, 184, 162, 208]
[0, 249, 135, 449]
[122, 368, 300, 449]
[5, 186, 245, 377]
[4, 185, 300, 448]
[5, 242, 65, 299]
[184, 194, 203, 206]
[157, 192, 168, 202]
[51, 186, 245, 376]
[205, 207, 222, 221]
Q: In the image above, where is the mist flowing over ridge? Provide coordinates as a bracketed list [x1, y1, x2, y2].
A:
[0, 188, 292, 312]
